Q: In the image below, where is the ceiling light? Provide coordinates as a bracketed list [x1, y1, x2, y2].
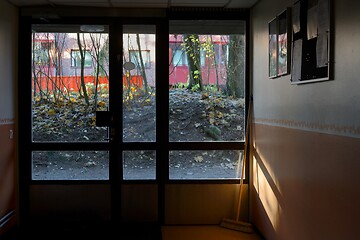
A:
[80, 25, 105, 33]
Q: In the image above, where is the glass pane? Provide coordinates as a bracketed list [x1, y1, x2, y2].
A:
[32, 151, 109, 180]
[123, 25, 156, 142]
[31, 25, 109, 142]
[169, 150, 243, 180]
[169, 21, 246, 142]
[123, 151, 156, 180]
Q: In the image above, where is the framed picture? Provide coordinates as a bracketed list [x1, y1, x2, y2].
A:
[268, 8, 291, 78]
[268, 17, 278, 78]
[277, 9, 291, 76]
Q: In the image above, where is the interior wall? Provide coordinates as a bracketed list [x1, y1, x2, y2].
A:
[250, 0, 360, 239]
[0, 0, 18, 235]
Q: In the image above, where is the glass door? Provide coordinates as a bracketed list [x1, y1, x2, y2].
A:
[25, 22, 160, 224]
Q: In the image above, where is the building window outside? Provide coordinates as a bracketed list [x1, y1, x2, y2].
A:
[71, 49, 92, 68]
[170, 45, 206, 67]
[129, 50, 151, 69]
[172, 48, 188, 66]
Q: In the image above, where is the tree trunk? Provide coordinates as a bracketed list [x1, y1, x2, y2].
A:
[184, 34, 203, 91]
[136, 34, 149, 92]
[226, 35, 245, 98]
[77, 33, 90, 106]
[32, 32, 38, 99]
[210, 35, 220, 90]
[90, 33, 101, 111]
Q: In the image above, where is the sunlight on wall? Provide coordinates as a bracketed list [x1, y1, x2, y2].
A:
[252, 154, 281, 232]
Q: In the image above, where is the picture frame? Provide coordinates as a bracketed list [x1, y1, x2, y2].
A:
[277, 9, 291, 76]
[268, 8, 292, 78]
[290, 0, 332, 84]
[268, 17, 278, 78]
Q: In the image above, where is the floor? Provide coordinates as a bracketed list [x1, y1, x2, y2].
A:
[2, 223, 162, 240]
[162, 225, 264, 240]
[3, 224, 265, 240]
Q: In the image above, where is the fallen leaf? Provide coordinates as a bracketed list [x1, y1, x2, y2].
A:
[98, 101, 106, 107]
[194, 156, 204, 163]
[48, 109, 56, 116]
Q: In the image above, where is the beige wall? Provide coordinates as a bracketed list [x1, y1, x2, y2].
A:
[250, 0, 360, 239]
[0, 0, 17, 235]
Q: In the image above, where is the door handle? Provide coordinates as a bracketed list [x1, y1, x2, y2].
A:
[96, 111, 112, 127]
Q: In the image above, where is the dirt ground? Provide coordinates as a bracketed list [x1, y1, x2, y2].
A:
[32, 89, 245, 180]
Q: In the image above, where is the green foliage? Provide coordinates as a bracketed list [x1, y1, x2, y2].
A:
[171, 82, 188, 89]
[191, 83, 201, 92]
[203, 84, 220, 94]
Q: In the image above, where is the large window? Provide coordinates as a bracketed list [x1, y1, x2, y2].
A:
[27, 20, 247, 182]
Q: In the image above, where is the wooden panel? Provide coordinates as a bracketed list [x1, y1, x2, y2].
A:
[121, 184, 158, 223]
[29, 184, 111, 223]
[165, 184, 249, 225]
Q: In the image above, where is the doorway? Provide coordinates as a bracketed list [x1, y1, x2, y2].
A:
[19, 20, 162, 225]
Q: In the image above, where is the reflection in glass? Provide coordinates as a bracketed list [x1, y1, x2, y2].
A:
[278, 11, 288, 75]
[269, 19, 277, 77]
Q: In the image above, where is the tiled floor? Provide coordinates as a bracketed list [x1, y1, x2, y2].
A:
[162, 225, 264, 240]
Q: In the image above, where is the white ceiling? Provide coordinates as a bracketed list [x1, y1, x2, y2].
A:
[6, 0, 259, 8]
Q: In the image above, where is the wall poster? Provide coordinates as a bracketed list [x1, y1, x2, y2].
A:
[290, 0, 332, 84]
